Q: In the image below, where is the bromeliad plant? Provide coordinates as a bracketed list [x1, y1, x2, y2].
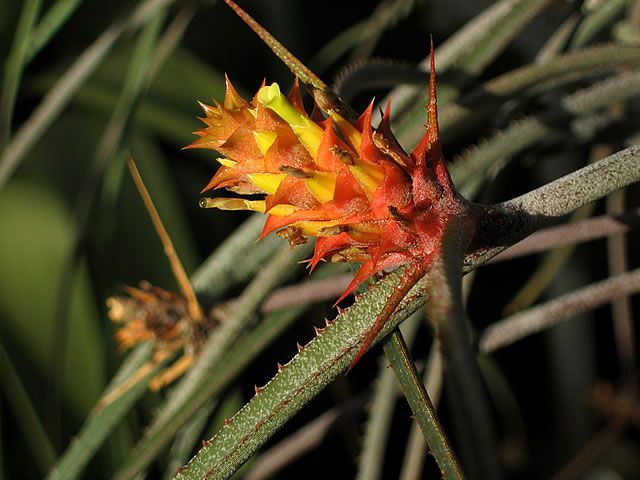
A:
[191, 46, 464, 367]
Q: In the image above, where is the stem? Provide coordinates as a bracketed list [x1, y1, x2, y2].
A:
[382, 330, 464, 480]
[115, 243, 313, 480]
[357, 311, 422, 480]
[399, 339, 445, 480]
[466, 144, 640, 270]
[428, 216, 502, 480]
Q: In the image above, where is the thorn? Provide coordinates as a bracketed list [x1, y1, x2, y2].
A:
[176, 466, 185, 474]
[324, 317, 332, 327]
[223, 418, 232, 426]
[254, 384, 263, 395]
[336, 305, 345, 315]
[202, 439, 211, 448]
[314, 325, 323, 335]
[277, 362, 284, 373]
[296, 342, 304, 353]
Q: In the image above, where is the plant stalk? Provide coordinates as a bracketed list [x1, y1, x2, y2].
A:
[382, 329, 464, 479]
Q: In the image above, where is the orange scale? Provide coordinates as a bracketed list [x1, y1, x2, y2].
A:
[370, 162, 412, 218]
[357, 103, 387, 166]
[315, 119, 352, 171]
[222, 75, 250, 110]
[375, 221, 415, 257]
[260, 208, 336, 239]
[265, 176, 319, 211]
[411, 165, 440, 210]
[332, 165, 370, 215]
[309, 232, 356, 270]
[216, 126, 262, 163]
[254, 102, 287, 131]
[287, 78, 306, 114]
[367, 251, 420, 286]
[263, 128, 315, 171]
[413, 212, 445, 253]
[208, 156, 265, 187]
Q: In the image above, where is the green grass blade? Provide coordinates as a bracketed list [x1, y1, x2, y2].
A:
[27, 0, 83, 61]
[46, 343, 165, 480]
[46, 9, 167, 454]
[444, 0, 554, 77]
[0, 339, 56, 476]
[450, 66, 640, 198]
[164, 403, 217, 480]
[309, 21, 366, 73]
[396, 44, 640, 148]
[0, 0, 42, 144]
[535, 13, 580, 63]
[570, 0, 628, 49]
[0, 0, 177, 191]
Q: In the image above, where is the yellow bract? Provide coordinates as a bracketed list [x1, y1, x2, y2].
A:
[247, 173, 285, 194]
[305, 172, 336, 203]
[330, 111, 362, 151]
[253, 130, 278, 154]
[257, 83, 324, 158]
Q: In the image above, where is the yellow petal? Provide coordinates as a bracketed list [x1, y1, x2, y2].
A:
[330, 111, 362, 151]
[253, 130, 277, 154]
[199, 197, 266, 213]
[296, 219, 341, 236]
[267, 204, 297, 217]
[247, 173, 286, 194]
[217, 158, 236, 168]
[305, 172, 336, 203]
[349, 161, 384, 196]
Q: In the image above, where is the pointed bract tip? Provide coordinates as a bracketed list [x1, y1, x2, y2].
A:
[429, 40, 437, 111]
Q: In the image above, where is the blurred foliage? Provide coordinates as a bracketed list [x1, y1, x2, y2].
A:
[1, 1, 639, 479]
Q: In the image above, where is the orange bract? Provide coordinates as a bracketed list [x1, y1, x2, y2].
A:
[190, 50, 460, 305]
